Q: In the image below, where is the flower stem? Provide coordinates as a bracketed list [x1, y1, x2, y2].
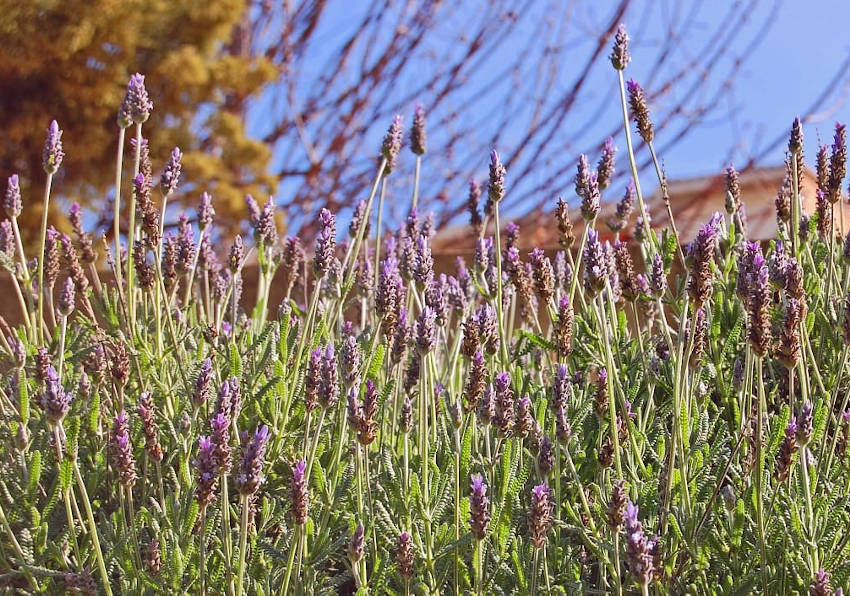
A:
[235, 494, 250, 596]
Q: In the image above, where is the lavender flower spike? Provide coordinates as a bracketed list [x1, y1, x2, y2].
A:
[290, 458, 309, 525]
[410, 103, 427, 155]
[381, 114, 404, 174]
[627, 80, 654, 144]
[161, 147, 183, 196]
[43, 120, 64, 174]
[236, 425, 269, 496]
[112, 412, 137, 487]
[623, 500, 654, 585]
[469, 473, 491, 540]
[488, 149, 506, 204]
[120, 73, 154, 126]
[194, 435, 219, 510]
[576, 154, 600, 220]
[597, 137, 617, 190]
[57, 277, 75, 317]
[610, 24, 631, 70]
[528, 484, 553, 548]
[4, 174, 21, 218]
[42, 366, 72, 424]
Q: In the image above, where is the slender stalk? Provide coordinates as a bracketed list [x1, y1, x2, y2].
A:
[235, 494, 250, 596]
[72, 463, 112, 596]
[755, 356, 769, 593]
[36, 172, 54, 343]
[114, 127, 127, 292]
[281, 525, 301, 596]
[52, 427, 81, 564]
[373, 178, 387, 281]
[616, 70, 657, 253]
[530, 547, 540, 595]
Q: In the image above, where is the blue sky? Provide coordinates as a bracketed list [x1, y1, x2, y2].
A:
[658, 0, 850, 177]
[245, 1, 850, 227]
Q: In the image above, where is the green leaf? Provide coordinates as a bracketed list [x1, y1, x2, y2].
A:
[230, 343, 243, 379]
[27, 451, 42, 495]
[368, 344, 386, 380]
[18, 373, 29, 424]
[59, 459, 73, 492]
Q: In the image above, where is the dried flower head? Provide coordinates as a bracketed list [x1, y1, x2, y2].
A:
[410, 103, 427, 155]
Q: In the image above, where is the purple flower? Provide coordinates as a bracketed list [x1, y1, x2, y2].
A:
[290, 458, 308, 525]
[488, 149, 506, 204]
[137, 391, 163, 462]
[255, 198, 278, 246]
[119, 73, 153, 127]
[349, 200, 370, 239]
[528, 484, 553, 548]
[747, 255, 772, 356]
[829, 122, 847, 202]
[687, 212, 722, 307]
[396, 532, 414, 580]
[57, 277, 75, 317]
[515, 396, 534, 438]
[4, 174, 21, 218]
[583, 229, 607, 296]
[576, 154, 600, 220]
[198, 192, 215, 228]
[810, 568, 832, 596]
[796, 400, 814, 446]
[348, 522, 365, 563]
[236, 425, 270, 495]
[529, 248, 554, 302]
[494, 372, 514, 437]
[463, 351, 487, 412]
[320, 344, 340, 408]
[788, 116, 804, 154]
[41, 366, 72, 424]
[414, 306, 437, 355]
[610, 24, 630, 70]
[380, 114, 404, 174]
[193, 358, 213, 407]
[597, 137, 617, 190]
[607, 480, 628, 530]
[313, 209, 336, 277]
[627, 79, 654, 143]
[552, 364, 571, 412]
[414, 235, 434, 288]
[112, 412, 137, 487]
[623, 500, 654, 585]
[194, 435, 219, 510]
[609, 181, 635, 232]
[43, 120, 64, 175]
[160, 147, 182, 196]
[469, 474, 491, 540]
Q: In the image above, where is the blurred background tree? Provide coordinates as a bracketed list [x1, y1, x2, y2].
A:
[2, 0, 849, 249]
[0, 0, 277, 248]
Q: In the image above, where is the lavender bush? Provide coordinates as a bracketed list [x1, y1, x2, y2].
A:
[0, 24, 848, 595]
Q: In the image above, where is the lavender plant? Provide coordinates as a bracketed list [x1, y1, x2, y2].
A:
[1, 32, 850, 596]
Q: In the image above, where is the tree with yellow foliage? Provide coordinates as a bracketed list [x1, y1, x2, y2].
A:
[0, 0, 278, 248]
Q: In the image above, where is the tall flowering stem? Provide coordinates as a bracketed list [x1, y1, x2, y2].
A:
[611, 27, 657, 254]
[37, 120, 63, 342]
